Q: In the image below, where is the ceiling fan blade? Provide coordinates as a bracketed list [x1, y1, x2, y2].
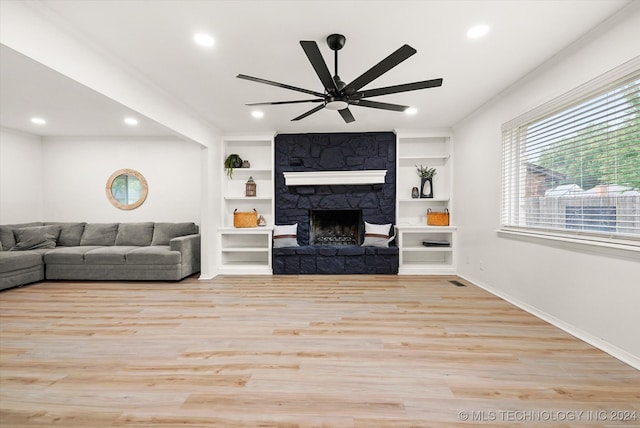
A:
[291, 104, 325, 121]
[354, 99, 409, 112]
[342, 44, 417, 94]
[361, 78, 443, 98]
[300, 41, 338, 95]
[246, 99, 324, 106]
[237, 74, 325, 98]
[339, 108, 355, 123]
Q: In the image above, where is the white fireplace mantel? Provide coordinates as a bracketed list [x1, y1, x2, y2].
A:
[283, 170, 387, 186]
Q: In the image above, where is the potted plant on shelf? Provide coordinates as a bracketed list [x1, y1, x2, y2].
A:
[224, 154, 243, 178]
[416, 165, 436, 198]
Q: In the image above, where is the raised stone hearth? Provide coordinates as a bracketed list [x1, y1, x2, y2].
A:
[273, 132, 398, 274]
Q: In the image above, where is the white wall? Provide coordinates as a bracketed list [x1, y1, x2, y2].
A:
[0, 127, 44, 223]
[453, 5, 640, 367]
[42, 137, 202, 223]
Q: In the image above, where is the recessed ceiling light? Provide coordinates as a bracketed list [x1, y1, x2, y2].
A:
[405, 108, 418, 115]
[31, 117, 46, 125]
[193, 32, 215, 47]
[467, 24, 490, 39]
[124, 117, 139, 126]
[251, 111, 264, 119]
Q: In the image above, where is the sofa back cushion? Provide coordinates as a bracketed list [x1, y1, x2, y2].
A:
[11, 225, 61, 251]
[80, 223, 119, 246]
[151, 222, 197, 246]
[0, 222, 44, 251]
[115, 222, 154, 246]
[45, 222, 86, 246]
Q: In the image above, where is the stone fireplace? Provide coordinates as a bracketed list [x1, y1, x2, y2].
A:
[273, 132, 398, 274]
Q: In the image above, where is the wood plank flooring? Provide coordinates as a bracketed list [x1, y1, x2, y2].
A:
[1, 275, 639, 427]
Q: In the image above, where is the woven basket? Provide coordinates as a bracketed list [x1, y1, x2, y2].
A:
[233, 209, 258, 228]
[427, 208, 450, 226]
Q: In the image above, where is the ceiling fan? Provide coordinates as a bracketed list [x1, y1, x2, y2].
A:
[237, 34, 443, 123]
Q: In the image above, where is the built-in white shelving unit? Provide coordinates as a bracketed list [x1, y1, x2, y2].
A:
[217, 135, 275, 275]
[395, 130, 456, 274]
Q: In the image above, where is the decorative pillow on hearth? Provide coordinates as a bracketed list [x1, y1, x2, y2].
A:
[10, 225, 61, 251]
[361, 222, 395, 248]
[273, 224, 300, 248]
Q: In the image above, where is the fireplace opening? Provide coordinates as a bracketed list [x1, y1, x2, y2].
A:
[310, 209, 362, 246]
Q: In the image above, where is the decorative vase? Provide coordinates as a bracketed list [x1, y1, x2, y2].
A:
[232, 156, 243, 169]
[242, 160, 250, 168]
[411, 187, 419, 199]
[420, 177, 433, 198]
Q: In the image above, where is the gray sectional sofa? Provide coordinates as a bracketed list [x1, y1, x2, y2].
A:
[0, 222, 201, 291]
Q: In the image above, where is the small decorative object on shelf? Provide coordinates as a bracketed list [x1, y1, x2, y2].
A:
[224, 154, 243, 178]
[233, 209, 258, 228]
[427, 208, 450, 226]
[245, 176, 256, 197]
[257, 214, 266, 227]
[242, 160, 250, 168]
[411, 187, 419, 198]
[416, 164, 436, 198]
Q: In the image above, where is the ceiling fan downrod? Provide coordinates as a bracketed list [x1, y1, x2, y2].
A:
[327, 34, 346, 91]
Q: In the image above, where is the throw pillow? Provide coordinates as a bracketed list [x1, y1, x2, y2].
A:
[115, 222, 154, 246]
[0, 222, 42, 250]
[151, 223, 197, 246]
[361, 221, 394, 248]
[10, 225, 60, 251]
[273, 224, 300, 248]
[46, 222, 86, 246]
[80, 223, 119, 246]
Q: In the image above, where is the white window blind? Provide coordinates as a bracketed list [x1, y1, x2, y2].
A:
[501, 60, 640, 245]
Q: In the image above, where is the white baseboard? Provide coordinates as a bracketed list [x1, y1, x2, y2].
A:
[198, 272, 217, 280]
[458, 273, 640, 371]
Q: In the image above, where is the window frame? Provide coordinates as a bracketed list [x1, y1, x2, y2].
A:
[500, 57, 640, 252]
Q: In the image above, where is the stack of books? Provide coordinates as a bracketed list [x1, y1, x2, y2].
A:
[422, 240, 450, 247]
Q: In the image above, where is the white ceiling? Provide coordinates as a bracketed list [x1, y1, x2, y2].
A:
[0, 0, 632, 137]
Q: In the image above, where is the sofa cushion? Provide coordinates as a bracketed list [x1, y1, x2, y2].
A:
[151, 223, 197, 246]
[126, 246, 181, 265]
[80, 223, 119, 246]
[0, 222, 43, 251]
[46, 222, 86, 246]
[10, 225, 61, 251]
[0, 251, 43, 271]
[84, 246, 138, 265]
[44, 246, 102, 264]
[115, 222, 154, 246]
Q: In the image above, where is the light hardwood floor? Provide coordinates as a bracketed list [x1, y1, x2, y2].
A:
[1, 275, 638, 427]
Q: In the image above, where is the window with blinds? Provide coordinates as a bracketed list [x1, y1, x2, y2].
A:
[501, 62, 639, 245]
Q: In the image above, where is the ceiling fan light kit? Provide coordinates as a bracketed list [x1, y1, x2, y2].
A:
[237, 33, 443, 123]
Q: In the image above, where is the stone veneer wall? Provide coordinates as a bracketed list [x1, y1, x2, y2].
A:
[273, 132, 398, 274]
[275, 132, 397, 242]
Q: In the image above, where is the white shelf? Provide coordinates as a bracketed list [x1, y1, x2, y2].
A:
[228, 168, 271, 174]
[396, 225, 457, 232]
[398, 155, 450, 161]
[221, 247, 270, 253]
[283, 170, 387, 186]
[219, 135, 275, 274]
[403, 246, 453, 252]
[219, 226, 273, 232]
[396, 131, 455, 275]
[223, 196, 273, 200]
[398, 198, 450, 203]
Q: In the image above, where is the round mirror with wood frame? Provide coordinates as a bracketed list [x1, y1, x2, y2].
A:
[106, 169, 148, 210]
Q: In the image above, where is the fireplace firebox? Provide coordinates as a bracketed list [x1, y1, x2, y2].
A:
[310, 209, 362, 246]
